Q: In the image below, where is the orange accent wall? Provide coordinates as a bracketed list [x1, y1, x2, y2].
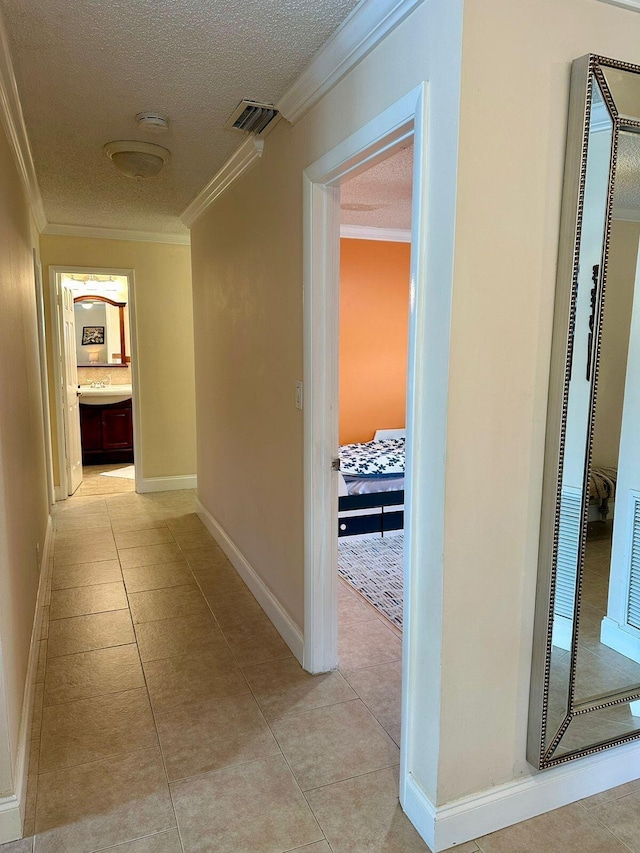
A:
[339, 238, 410, 445]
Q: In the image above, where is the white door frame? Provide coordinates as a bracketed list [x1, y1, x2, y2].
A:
[33, 252, 55, 508]
[303, 81, 454, 820]
[50, 266, 143, 497]
[303, 84, 425, 673]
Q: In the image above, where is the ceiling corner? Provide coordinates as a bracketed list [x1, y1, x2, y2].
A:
[276, 0, 427, 124]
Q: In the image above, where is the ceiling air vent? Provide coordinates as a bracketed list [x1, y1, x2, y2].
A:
[225, 100, 280, 137]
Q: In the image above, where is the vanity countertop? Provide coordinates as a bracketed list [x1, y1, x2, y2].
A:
[79, 384, 132, 405]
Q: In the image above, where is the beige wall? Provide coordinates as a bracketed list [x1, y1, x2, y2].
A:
[439, 0, 640, 804]
[39, 236, 196, 482]
[0, 121, 49, 795]
[190, 0, 640, 820]
[191, 0, 461, 641]
[191, 0, 462, 809]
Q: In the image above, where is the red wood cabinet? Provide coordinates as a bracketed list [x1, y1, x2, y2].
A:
[80, 399, 133, 464]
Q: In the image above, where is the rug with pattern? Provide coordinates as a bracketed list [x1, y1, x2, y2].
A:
[338, 534, 404, 629]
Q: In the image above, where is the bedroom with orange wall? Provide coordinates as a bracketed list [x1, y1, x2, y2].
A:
[339, 237, 411, 445]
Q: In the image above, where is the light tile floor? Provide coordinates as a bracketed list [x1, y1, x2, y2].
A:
[4, 480, 640, 851]
[548, 521, 640, 757]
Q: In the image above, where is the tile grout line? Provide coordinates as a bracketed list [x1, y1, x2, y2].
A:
[45, 491, 402, 853]
[124, 519, 256, 853]
[171, 533, 331, 851]
[113, 510, 188, 853]
[576, 797, 636, 853]
[89, 828, 183, 853]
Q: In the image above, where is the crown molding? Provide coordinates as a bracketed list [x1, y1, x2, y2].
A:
[340, 224, 411, 242]
[596, 0, 640, 11]
[181, 137, 264, 228]
[42, 223, 191, 246]
[0, 8, 46, 231]
[277, 0, 425, 124]
[180, 0, 422, 226]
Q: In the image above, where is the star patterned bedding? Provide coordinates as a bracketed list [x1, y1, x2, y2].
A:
[339, 437, 405, 477]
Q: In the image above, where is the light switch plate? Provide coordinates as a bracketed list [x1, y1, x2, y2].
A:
[295, 381, 303, 410]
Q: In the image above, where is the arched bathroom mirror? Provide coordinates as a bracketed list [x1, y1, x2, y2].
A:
[73, 294, 128, 367]
[529, 54, 640, 769]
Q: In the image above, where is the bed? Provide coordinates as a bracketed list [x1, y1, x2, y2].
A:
[338, 429, 405, 538]
[589, 466, 617, 522]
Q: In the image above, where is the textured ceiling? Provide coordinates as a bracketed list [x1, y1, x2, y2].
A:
[340, 143, 413, 230]
[1, 0, 359, 233]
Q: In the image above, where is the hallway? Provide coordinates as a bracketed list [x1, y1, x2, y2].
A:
[13, 484, 422, 853]
[7, 482, 640, 852]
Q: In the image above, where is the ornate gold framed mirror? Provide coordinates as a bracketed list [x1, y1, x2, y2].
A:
[529, 54, 640, 768]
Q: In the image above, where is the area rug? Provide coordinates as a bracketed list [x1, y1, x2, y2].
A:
[100, 465, 136, 480]
[338, 534, 404, 628]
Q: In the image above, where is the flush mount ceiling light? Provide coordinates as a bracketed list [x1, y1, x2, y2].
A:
[103, 140, 170, 179]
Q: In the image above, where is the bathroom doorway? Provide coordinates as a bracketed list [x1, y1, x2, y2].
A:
[50, 267, 141, 498]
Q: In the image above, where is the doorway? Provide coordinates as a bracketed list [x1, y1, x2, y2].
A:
[50, 266, 141, 498]
[336, 144, 413, 643]
[302, 84, 455, 828]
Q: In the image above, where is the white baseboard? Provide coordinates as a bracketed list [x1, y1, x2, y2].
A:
[600, 616, 640, 664]
[0, 795, 22, 844]
[54, 484, 65, 502]
[137, 475, 197, 493]
[552, 614, 573, 651]
[0, 514, 53, 844]
[403, 737, 640, 852]
[196, 499, 304, 664]
[0, 795, 22, 845]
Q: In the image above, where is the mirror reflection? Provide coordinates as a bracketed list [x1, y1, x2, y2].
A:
[74, 298, 127, 366]
[64, 274, 130, 367]
[531, 56, 640, 768]
[545, 79, 614, 755]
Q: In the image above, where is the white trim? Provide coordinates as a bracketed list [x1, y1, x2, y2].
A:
[196, 499, 304, 663]
[277, 0, 426, 124]
[0, 7, 46, 231]
[600, 616, 640, 663]
[596, 0, 640, 11]
[303, 86, 421, 673]
[551, 614, 573, 651]
[179, 0, 423, 227]
[42, 223, 190, 246]
[404, 737, 640, 852]
[0, 515, 53, 844]
[50, 269, 68, 499]
[49, 267, 142, 500]
[306, 89, 418, 186]
[340, 224, 411, 242]
[181, 138, 264, 228]
[302, 173, 340, 674]
[0, 796, 21, 845]
[137, 475, 197, 493]
[33, 252, 55, 509]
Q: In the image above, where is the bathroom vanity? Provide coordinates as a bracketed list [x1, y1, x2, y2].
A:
[79, 394, 133, 465]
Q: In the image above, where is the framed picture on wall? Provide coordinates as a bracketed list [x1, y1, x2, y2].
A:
[82, 326, 105, 345]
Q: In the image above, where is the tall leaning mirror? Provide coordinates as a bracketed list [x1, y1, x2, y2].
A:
[529, 54, 640, 768]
